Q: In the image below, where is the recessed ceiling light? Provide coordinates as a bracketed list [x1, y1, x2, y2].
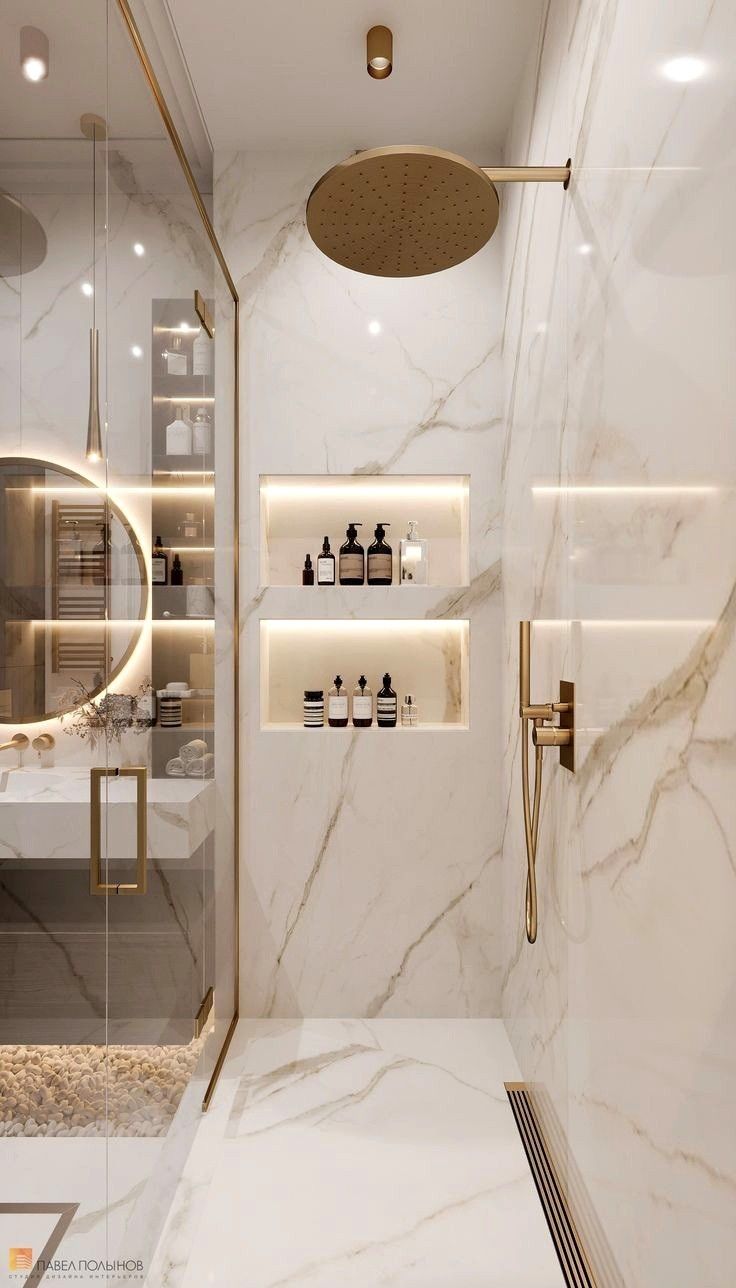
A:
[81, 281, 94, 296]
[577, 242, 593, 257]
[368, 319, 382, 336]
[130, 344, 143, 359]
[20, 26, 49, 82]
[661, 55, 708, 84]
[367, 26, 393, 79]
[133, 242, 145, 257]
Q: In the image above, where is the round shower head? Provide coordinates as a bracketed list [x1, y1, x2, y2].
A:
[306, 145, 499, 278]
[0, 191, 47, 277]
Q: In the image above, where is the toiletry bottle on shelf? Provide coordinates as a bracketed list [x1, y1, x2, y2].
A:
[303, 690, 324, 728]
[166, 334, 187, 376]
[302, 554, 315, 586]
[377, 673, 397, 727]
[317, 536, 335, 585]
[192, 407, 212, 454]
[400, 521, 429, 584]
[192, 327, 212, 377]
[339, 522, 364, 585]
[328, 675, 348, 727]
[166, 405, 192, 456]
[180, 512, 200, 540]
[367, 523, 393, 585]
[352, 675, 373, 727]
[152, 535, 168, 585]
[171, 553, 184, 586]
[401, 695, 418, 727]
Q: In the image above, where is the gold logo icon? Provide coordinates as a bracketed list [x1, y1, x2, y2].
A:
[9, 1248, 33, 1271]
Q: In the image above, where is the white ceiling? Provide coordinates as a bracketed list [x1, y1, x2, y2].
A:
[166, 0, 544, 157]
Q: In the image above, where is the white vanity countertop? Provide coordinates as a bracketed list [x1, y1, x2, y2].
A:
[0, 767, 216, 863]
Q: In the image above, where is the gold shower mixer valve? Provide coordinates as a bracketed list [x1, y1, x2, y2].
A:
[523, 701, 574, 752]
[518, 622, 576, 945]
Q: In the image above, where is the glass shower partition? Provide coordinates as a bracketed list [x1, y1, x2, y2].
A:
[0, 1, 237, 1280]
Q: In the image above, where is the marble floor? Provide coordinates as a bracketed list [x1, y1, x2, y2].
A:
[146, 1019, 564, 1288]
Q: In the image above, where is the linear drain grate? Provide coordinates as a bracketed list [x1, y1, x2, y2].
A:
[506, 1083, 597, 1288]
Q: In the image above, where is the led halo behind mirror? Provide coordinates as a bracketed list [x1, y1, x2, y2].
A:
[0, 458, 148, 724]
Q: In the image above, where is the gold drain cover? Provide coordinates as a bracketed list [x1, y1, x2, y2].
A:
[306, 145, 499, 278]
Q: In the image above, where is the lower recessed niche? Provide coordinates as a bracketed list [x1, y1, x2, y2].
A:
[260, 619, 469, 730]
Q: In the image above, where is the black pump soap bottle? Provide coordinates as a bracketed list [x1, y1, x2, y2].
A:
[339, 522, 364, 585]
[367, 523, 392, 585]
[377, 673, 397, 727]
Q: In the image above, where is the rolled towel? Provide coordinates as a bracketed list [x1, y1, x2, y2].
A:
[179, 738, 208, 767]
[165, 757, 186, 777]
[186, 753, 215, 778]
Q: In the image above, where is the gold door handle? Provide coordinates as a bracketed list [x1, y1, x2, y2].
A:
[90, 765, 147, 895]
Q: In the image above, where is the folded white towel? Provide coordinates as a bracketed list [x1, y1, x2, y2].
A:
[165, 757, 186, 777]
[179, 738, 208, 766]
[186, 752, 215, 778]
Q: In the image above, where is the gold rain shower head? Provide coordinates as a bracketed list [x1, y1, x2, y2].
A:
[306, 146, 571, 278]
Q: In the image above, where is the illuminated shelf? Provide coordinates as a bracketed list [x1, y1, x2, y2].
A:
[262, 722, 467, 733]
[261, 618, 469, 731]
[260, 474, 469, 588]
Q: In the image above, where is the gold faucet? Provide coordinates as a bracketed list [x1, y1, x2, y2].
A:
[0, 733, 29, 757]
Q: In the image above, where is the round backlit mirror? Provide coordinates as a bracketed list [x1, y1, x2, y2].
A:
[0, 458, 147, 723]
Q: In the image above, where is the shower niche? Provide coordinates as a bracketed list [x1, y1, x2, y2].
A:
[261, 619, 469, 731]
[260, 475, 470, 588]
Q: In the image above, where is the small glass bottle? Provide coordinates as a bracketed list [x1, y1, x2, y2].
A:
[401, 695, 418, 727]
[166, 405, 192, 455]
[302, 554, 315, 585]
[317, 537, 336, 585]
[303, 690, 324, 728]
[180, 512, 200, 540]
[377, 673, 397, 727]
[328, 675, 348, 727]
[166, 334, 188, 376]
[339, 522, 364, 585]
[352, 675, 373, 727]
[152, 535, 168, 585]
[192, 407, 212, 454]
[171, 553, 184, 586]
[367, 523, 393, 585]
[400, 521, 429, 585]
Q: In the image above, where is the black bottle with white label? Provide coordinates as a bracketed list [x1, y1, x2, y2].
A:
[152, 535, 168, 585]
[339, 522, 364, 585]
[317, 537, 336, 585]
[352, 675, 373, 727]
[377, 673, 397, 727]
[367, 523, 392, 585]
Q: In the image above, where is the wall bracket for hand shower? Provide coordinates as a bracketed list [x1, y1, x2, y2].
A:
[519, 621, 575, 944]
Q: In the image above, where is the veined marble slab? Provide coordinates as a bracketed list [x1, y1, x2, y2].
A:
[148, 1018, 564, 1288]
[0, 767, 216, 863]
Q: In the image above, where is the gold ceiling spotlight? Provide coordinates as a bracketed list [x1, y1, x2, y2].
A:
[367, 25, 393, 79]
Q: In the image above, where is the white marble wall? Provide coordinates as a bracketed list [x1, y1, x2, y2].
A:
[501, 1, 736, 1284]
[216, 149, 504, 1017]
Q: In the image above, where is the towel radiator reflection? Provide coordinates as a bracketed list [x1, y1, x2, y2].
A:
[519, 621, 575, 943]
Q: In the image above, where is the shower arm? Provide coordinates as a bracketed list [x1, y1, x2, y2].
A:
[481, 162, 572, 189]
[519, 621, 575, 944]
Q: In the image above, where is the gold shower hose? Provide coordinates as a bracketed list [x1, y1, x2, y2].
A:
[521, 715, 543, 944]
